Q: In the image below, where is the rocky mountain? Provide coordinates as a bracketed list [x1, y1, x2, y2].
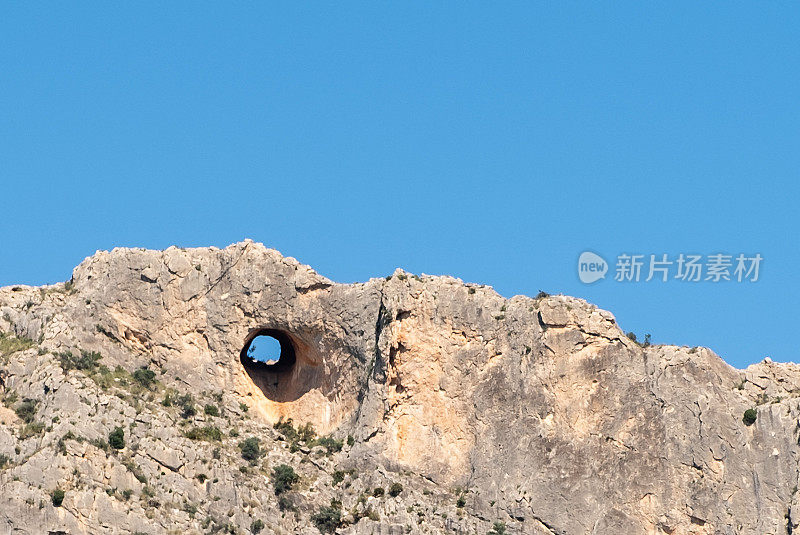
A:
[0, 241, 797, 534]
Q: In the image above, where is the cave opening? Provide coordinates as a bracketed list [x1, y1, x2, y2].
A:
[240, 329, 296, 374]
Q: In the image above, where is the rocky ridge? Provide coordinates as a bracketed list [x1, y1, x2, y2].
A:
[0, 241, 798, 534]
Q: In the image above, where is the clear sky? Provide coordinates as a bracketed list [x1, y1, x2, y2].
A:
[1, 4, 797, 369]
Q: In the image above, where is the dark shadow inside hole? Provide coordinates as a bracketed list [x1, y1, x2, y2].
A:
[240, 329, 296, 374]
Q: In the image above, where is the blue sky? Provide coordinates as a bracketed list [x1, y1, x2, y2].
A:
[1, 4, 797, 368]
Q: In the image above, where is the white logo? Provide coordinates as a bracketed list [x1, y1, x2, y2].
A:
[578, 251, 608, 284]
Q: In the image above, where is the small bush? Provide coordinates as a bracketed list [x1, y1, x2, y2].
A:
[91, 438, 109, 452]
[743, 408, 757, 426]
[250, 519, 265, 534]
[14, 399, 37, 423]
[488, 521, 507, 535]
[108, 426, 125, 450]
[239, 437, 262, 462]
[204, 404, 220, 417]
[332, 470, 345, 485]
[626, 332, 652, 348]
[185, 426, 222, 442]
[277, 494, 295, 511]
[456, 494, 466, 508]
[58, 350, 102, 373]
[310, 500, 343, 533]
[315, 435, 343, 454]
[271, 464, 299, 495]
[2, 390, 19, 407]
[132, 368, 156, 389]
[274, 418, 342, 454]
[389, 482, 403, 497]
[161, 391, 175, 406]
[0, 332, 35, 357]
[177, 394, 196, 419]
[19, 421, 45, 439]
[51, 488, 65, 507]
[372, 487, 385, 497]
[0, 454, 9, 469]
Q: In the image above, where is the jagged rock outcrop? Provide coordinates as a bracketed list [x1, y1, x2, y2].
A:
[0, 241, 797, 534]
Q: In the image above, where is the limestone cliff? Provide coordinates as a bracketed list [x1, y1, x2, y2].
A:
[0, 241, 797, 534]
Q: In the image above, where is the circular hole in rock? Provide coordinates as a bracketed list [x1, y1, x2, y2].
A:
[240, 329, 296, 373]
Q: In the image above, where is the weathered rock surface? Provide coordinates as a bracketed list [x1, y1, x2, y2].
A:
[0, 241, 797, 534]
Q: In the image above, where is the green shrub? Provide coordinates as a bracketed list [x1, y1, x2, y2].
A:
[274, 418, 301, 440]
[488, 521, 507, 535]
[185, 426, 222, 442]
[2, 390, 19, 407]
[250, 519, 265, 534]
[19, 421, 45, 439]
[0, 332, 35, 357]
[625, 332, 652, 348]
[161, 391, 175, 406]
[310, 500, 343, 533]
[177, 394, 196, 419]
[108, 426, 125, 450]
[122, 489, 133, 501]
[315, 435, 343, 454]
[0, 454, 9, 469]
[58, 350, 102, 373]
[14, 399, 37, 423]
[57, 432, 78, 455]
[132, 368, 156, 389]
[743, 408, 757, 426]
[274, 418, 313, 448]
[51, 488, 65, 507]
[271, 464, 299, 495]
[277, 494, 295, 511]
[91, 438, 109, 451]
[239, 437, 262, 462]
[389, 482, 403, 497]
[332, 470, 345, 485]
[204, 404, 220, 417]
[372, 487, 385, 497]
[456, 494, 466, 508]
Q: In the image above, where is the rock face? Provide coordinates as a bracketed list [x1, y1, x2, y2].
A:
[0, 241, 798, 534]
